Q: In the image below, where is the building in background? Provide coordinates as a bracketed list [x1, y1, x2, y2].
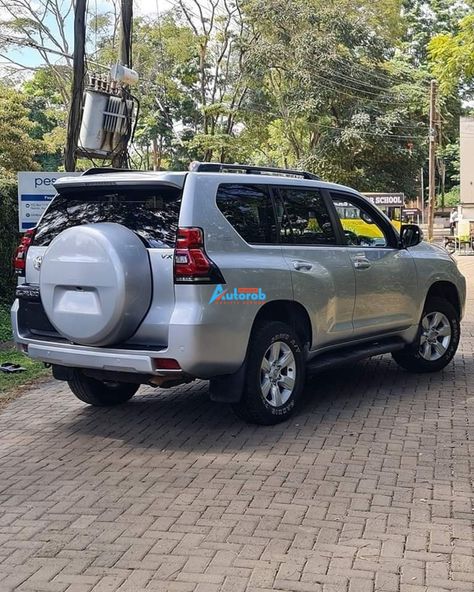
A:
[459, 117, 474, 233]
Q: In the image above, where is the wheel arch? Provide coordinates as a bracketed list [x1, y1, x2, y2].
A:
[251, 299, 313, 350]
[209, 300, 312, 404]
[425, 281, 461, 318]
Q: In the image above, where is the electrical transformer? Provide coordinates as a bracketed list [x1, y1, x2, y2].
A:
[78, 88, 134, 158]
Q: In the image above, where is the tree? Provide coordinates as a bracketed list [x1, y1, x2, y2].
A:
[0, 0, 460, 197]
[429, 11, 474, 97]
[402, 0, 469, 66]
[22, 67, 68, 170]
[238, 0, 429, 196]
[0, 85, 42, 175]
[0, 0, 73, 103]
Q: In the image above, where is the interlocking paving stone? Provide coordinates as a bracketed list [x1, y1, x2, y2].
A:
[0, 258, 473, 591]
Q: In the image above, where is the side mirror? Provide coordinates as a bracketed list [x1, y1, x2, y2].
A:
[400, 224, 423, 248]
[360, 211, 374, 224]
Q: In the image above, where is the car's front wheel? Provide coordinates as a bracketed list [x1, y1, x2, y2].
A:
[68, 371, 139, 406]
[232, 321, 305, 425]
[392, 297, 460, 373]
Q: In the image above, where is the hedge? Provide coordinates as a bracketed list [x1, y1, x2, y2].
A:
[0, 180, 20, 306]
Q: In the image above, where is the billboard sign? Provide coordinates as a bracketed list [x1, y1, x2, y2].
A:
[17, 172, 81, 232]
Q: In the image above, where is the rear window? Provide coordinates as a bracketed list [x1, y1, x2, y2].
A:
[33, 185, 182, 247]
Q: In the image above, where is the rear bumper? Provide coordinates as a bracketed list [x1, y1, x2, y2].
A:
[11, 299, 246, 379]
[11, 299, 180, 377]
[26, 342, 172, 375]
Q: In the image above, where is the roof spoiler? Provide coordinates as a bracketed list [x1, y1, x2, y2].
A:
[82, 167, 133, 176]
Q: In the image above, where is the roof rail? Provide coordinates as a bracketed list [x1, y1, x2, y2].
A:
[189, 161, 320, 180]
[82, 167, 132, 176]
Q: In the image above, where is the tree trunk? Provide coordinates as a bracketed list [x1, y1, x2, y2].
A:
[152, 137, 161, 171]
[64, 0, 86, 172]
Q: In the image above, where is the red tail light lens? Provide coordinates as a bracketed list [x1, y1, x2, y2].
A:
[174, 227, 224, 284]
[13, 229, 36, 276]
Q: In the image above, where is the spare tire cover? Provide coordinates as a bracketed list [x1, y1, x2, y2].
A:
[40, 223, 152, 346]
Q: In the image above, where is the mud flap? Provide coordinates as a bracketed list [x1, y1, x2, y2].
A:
[52, 365, 76, 381]
[209, 360, 246, 403]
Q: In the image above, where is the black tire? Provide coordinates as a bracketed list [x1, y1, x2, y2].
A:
[392, 297, 460, 373]
[231, 321, 305, 425]
[68, 371, 139, 406]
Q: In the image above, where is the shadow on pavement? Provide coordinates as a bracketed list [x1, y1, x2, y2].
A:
[61, 354, 463, 453]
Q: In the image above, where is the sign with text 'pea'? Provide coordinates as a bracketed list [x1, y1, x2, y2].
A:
[17, 172, 80, 232]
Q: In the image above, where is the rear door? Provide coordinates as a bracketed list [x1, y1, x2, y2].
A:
[273, 185, 356, 349]
[330, 191, 418, 337]
[23, 183, 182, 345]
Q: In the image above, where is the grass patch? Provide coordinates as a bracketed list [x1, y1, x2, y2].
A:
[0, 306, 12, 343]
[0, 348, 50, 400]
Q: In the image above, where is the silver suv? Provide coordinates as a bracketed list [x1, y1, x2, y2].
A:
[12, 163, 466, 424]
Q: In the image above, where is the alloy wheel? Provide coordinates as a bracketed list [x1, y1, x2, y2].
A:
[419, 311, 452, 361]
[260, 341, 296, 407]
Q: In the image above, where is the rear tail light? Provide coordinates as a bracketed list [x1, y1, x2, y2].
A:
[13, 228, 36, 276]
[174, 227, 224, 283]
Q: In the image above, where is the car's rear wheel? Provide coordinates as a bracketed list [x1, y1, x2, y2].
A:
[392, 297, 460, 373]
[68, 371, 139, 406]
[232, 321, 305, 425]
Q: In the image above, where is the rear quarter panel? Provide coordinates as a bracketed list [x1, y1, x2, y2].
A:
[174, 174, 293, 375]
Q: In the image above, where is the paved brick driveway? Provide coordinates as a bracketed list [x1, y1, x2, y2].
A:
[1, 260, 473, 592]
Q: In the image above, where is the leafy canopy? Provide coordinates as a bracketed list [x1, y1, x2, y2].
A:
[0, 85, 42, 176]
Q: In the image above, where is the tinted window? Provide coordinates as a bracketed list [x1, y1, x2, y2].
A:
[276, 188, 336, 245]
[331, 193, 388, 247]
[216, 184, 277, 244]
[33, 186, 182, 247]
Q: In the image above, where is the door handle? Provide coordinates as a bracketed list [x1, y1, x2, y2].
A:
[293, 261, 313, 271]
[353, 257, 371, 270]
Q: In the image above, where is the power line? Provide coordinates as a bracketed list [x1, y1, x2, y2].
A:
[317, 124, 426, 140]
[320, 67, 409, 98]
[240, 105, 427, 140]
[312, 72, 417, 106]
[328, 54, 430, 88]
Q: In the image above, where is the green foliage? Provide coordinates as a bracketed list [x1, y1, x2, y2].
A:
[22, 68, 68, 170]
[0, 85, 42, 176]
[403, 0, 469, 65]
[0, 180, 20, 307]
[238, 0, 429, 196]
[2, 1, 470, 202]
[0, 307, 12, 343]
[439, 185, 460, 207]
[429, 14, 474, 97]
[438, 141, 460, 192]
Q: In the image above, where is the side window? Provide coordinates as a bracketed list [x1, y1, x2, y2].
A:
[275, 187, 336, 245]
[331, 193, 388, 248]
[216, 184, 277, 244]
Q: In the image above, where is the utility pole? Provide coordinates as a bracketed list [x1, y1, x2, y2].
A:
[119, 0, 133, 68]
[64, 0, 86, 172]
[112, 0, 133, 168]
[420, 166, 424, 225]
[427, 79, 438, 241]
